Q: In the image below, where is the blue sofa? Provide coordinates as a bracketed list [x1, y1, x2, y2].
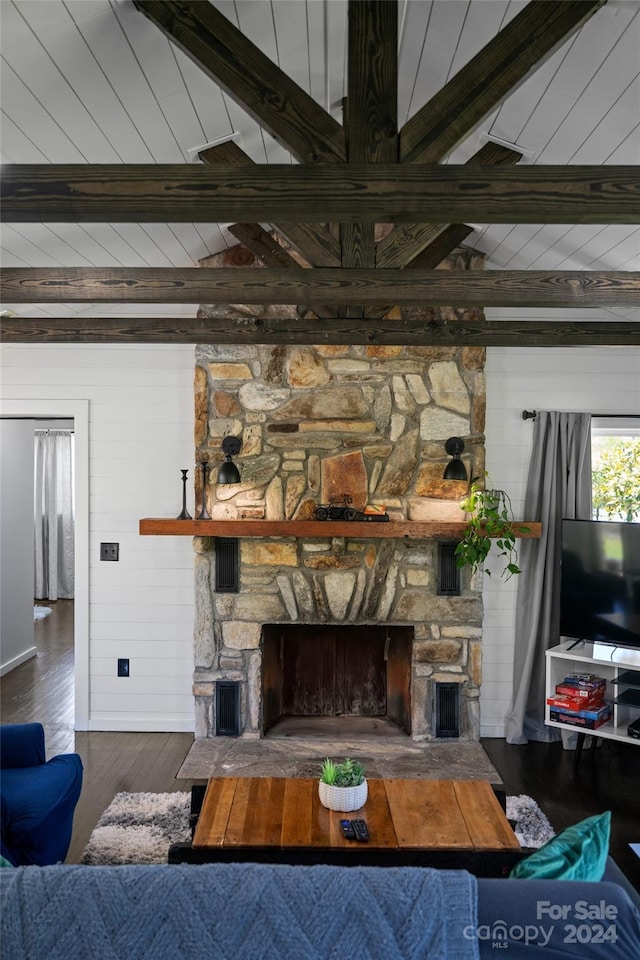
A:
[0, 723, 83, 866]
[1, 860, 639, 960]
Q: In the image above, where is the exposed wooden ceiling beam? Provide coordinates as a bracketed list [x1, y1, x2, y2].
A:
[3, 268, 638, 308]
[466, 141, 526, 167]
[3, 164, 638, 224]
[365, 223, 476, 322]
[202, 144, 339, 318]
[376, 143, 522, 269]
[341, 0, 398, 300]
[405, 225, 475, 270]
[223, 225, 335, 321]
[226, 224, 302, 269]
[132, 0, 345, 164]
[377, 224, 467, 271]
[400, 0, 607, 163]
[2, 315, 638, 347]
[346, 0, 397, 165]
[266, 223, 341, 269]
[200, 141, 341, 268]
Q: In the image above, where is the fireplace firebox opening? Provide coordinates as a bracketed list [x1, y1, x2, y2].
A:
[261, 624, 413, 737]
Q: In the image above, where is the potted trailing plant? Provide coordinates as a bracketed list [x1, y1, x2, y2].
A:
[319, 757, 368, 812]
[455, 474, 528, 580]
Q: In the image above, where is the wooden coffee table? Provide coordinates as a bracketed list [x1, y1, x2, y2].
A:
[169, 777, 523, 876]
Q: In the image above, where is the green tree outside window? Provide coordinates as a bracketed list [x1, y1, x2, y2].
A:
[592, 437, 640, 522]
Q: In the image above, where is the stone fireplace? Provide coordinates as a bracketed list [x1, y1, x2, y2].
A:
[192, 249, 487, 742]
[262, 624, 413, 736]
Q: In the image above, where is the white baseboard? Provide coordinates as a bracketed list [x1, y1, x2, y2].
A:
[1, 646, 37, 677]
[480, 722, 507, 739]
[87, 715, 195, 733]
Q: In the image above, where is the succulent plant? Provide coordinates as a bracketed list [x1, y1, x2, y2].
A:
[320, 757, 365, 787]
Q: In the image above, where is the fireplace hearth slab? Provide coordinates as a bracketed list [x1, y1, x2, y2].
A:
[267, 716, 407, 739]
[176, 737, 503, 789]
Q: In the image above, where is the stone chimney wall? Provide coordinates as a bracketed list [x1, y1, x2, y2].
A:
[192, 249, 488, 740]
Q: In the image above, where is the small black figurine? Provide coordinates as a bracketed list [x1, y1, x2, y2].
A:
[177, 469, 191, 520]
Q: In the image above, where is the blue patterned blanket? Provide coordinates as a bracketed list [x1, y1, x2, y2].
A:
[1, 862, 478, 960]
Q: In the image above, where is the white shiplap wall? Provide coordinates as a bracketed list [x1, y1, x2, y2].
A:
[2, 343, 639, 736]
[482, 344, 640, 738]
[0, 344, 196, 731]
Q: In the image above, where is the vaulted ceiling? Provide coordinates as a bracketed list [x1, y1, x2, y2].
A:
[0, 0, 639, 344]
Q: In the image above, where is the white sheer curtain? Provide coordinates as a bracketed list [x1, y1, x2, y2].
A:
[34, 430, 75, 601]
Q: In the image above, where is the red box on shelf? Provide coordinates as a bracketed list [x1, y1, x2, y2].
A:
[547, 694, 595, 712]
[554, 683, 606, 704]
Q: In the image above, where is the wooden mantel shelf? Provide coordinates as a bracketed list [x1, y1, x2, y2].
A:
[139, 518, 541, 540]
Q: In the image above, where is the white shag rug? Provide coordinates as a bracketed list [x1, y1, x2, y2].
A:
[33, 605, 52, 620]
[81, 792, 192, 865]
[80, 790, 554, 866]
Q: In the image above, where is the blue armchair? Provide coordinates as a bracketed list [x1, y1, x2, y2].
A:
[0, 723, 83, 866]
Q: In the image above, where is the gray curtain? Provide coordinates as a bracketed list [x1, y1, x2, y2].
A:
[506, 412, 592, 744]
[34, 430, 75, 601]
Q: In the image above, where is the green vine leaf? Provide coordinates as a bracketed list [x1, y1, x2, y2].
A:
[454, 473, 523, 580]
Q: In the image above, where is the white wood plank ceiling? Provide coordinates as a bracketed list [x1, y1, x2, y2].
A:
[1, 0, 638, 323]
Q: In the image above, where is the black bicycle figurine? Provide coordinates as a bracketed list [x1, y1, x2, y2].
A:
[315, 496, 357, 521]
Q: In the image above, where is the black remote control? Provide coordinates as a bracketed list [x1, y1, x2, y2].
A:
[352, 819, 369, 842]
[340, 819, 356, 840]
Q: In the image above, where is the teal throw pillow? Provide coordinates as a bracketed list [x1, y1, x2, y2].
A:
[510, 811, 611, 882]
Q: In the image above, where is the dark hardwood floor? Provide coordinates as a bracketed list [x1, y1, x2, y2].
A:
[1, 601, 204, 863]
[3, 602, 638, 886]
[4, 600, 76, 757]
[483, 736, 640, 891]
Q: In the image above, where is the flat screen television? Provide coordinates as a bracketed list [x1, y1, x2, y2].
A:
[560, 519, 640, 651]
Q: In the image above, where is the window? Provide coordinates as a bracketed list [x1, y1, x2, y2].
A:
[591, 417, 640, 522]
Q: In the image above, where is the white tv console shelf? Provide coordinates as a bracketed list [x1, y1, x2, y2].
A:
[545, 640, 640, 747]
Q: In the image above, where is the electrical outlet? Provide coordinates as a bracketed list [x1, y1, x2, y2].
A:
[117, 658, 130, 677]
[100, 542, 119, 561]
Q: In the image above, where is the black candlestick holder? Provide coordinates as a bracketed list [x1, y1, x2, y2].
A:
[197, 461, 211, 520]
[176, 469, 191, 520]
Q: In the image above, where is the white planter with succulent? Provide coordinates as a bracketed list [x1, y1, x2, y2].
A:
[318, 758, 368, 812]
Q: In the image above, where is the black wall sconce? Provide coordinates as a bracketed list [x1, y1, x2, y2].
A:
[217, 436, 242, 484]
[443, 437, 467, 481]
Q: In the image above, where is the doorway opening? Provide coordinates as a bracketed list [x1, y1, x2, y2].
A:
[1, 400, 89, 729]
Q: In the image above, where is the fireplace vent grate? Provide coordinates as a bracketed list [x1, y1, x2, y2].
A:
[437, 541, 460, 596]
[215, 680, 240, 736]
[434, 682, 460, 738]
[215, 537, 239, 593]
